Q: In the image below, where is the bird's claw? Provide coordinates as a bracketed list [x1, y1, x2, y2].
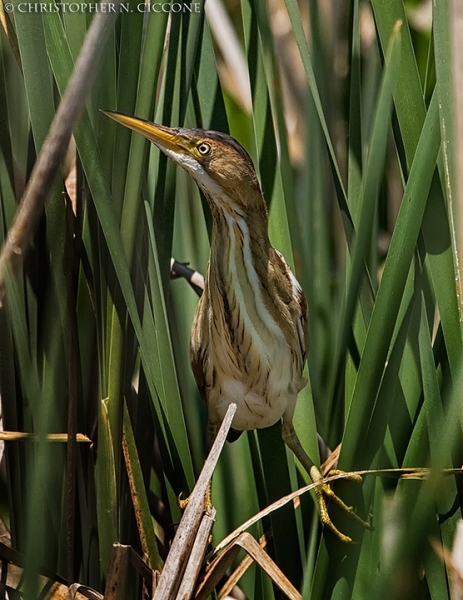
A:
[178, 483, 213, 511]
[310, 466, 373, 543]
[178, 492, 190, 510]
[178, 489, 214, 544]
[327, 469, 363, 484]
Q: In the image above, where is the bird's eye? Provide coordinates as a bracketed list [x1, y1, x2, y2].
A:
[197, 142, 211, 155]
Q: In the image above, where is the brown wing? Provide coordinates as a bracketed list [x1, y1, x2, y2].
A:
[190, 292, 208, 401]
[272, 249, 309, 366]
[290, 271, 309, 363]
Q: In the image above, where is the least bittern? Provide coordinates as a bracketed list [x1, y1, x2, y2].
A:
[104, 111, 371, 543]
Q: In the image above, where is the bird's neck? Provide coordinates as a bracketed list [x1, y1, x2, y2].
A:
[206, 200, 291, 367]
[209, 205, 270, 280]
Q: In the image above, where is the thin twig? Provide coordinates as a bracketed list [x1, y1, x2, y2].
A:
[0, 432, 91, 442]
[152, 403, 237, 600]
[177, 507, 216, 600]
[0, 2, 122, 306]
[212, 466, 463, 556]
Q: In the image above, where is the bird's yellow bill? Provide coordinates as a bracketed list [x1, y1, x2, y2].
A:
[102, 110, 186, 154]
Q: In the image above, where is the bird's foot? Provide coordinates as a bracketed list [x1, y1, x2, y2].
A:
[178, 488, 214, 544]
[178, 492, 190, 510]
[310, 465, 373, 543]
[178, 483, 213, 511]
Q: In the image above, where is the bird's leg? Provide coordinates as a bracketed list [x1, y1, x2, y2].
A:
[282, 420, 372, 543]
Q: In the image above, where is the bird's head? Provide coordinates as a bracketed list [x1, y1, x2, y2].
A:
[103, 111, 264, 216]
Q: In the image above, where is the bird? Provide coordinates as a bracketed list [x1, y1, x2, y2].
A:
[103, 110, 371, 543]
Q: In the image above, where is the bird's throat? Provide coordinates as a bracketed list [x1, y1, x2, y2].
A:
[210, 208, 269, 287]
